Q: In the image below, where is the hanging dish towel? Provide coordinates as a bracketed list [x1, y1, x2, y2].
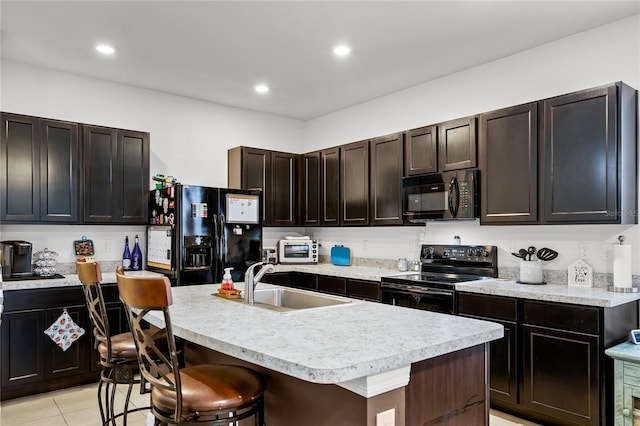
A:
[44, 309, 85, 351]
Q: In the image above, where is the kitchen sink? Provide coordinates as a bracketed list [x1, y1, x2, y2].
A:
[228, 286, 353, 313]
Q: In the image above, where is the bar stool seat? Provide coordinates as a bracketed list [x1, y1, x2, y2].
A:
[151, 364, 265, 414]
[116, 267, 266, 425]
[98, 332, 138, 359]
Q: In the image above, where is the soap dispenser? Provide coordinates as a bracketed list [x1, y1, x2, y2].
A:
[221, 267, 235, 290]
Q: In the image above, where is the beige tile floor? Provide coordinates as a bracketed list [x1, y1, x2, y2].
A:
[1, 381, 541, 426]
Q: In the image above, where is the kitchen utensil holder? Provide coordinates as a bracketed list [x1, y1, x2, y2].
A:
[519, 260, 543, 284]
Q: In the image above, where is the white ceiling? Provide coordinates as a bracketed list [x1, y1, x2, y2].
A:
[1, 1, 639, 120]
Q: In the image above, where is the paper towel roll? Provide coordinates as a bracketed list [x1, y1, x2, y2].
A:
[613, 245, 632, 287]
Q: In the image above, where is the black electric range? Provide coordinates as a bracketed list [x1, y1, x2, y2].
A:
[381, 245, 498, 314]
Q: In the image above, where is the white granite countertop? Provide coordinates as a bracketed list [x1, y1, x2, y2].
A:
[142, 283, 503, 385]
[0, 271, 157, 291]
[456, 279, 640, 308]
[4, 266, 638, 309]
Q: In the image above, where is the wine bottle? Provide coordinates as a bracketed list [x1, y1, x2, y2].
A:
[132, 235, 142, 271]
[122, 236, 132, 271]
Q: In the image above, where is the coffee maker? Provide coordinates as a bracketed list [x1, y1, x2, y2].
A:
[1, 241, 33, 278]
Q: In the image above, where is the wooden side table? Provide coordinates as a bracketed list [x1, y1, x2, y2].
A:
[606, 342, 640, 425]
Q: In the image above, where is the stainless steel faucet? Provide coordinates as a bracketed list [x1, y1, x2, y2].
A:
[244, 262, 276, 305]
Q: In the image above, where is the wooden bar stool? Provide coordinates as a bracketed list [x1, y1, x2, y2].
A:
[76, 259, 149, 426]
[115, 267, 266, 425]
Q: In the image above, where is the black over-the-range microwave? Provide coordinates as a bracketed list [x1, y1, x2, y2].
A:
[402, 169, 479, 222]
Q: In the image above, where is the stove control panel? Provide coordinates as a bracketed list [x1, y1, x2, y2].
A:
[421, 245, 496, 263]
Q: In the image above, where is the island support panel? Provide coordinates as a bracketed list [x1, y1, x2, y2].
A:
[185, 341, 488, 426]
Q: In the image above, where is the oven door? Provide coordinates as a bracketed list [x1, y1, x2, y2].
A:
[381, 283, 455, 314]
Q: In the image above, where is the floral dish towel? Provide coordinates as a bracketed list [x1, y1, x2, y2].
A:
[44, 309, 85, 351]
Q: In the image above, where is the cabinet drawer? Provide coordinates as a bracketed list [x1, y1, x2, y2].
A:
[624, 362, 640, 387]
[347, 279, 380, 301]
[523, 300, 599, 335]
[293, 272, 318, 290]
[457, 292, 517, 321]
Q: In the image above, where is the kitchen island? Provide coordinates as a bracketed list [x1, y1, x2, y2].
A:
[142, 283, 503, 426]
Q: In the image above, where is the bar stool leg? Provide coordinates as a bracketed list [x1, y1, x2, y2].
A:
[97, 379, 108, 425]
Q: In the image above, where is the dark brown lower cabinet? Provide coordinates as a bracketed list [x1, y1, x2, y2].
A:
[346, 279, 380, 302]
[1, 284, 127, 401]
[260, 272, 381, 302]
[458, 292, 637, 426]
[317, 275, 346, 295]
[458, 293, 518, 406]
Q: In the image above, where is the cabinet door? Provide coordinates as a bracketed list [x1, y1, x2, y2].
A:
[293, 272, 318, 290]
[317, 275, 346, 295]
[242, 147, 271, 225]
[271, 151, 297, 226]
[543, 85, 617, 223]
[1, 113, 40, 222]
[405, 125, 437, 175]
[320, 147, 340, 226]
[118, 130, 150, 223]
[370, 134, 403, 225]
[302, 152, 321, 226]
[480, 103, 538, 224]
[457, 293, 519, 406]
[523, 325, 599, 425]
[40, 119, 79, 222]
[44, 305, 89, 380]
[1, 310, 46, 387]
[340, 141, 369, 225]
[439, 116, 477, 171]
[83, 126, 119, 222]
[347, 279, 380, 302]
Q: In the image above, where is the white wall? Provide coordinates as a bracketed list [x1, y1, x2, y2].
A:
[0, 61, 305, 188]
[1, 15, 639, 275]
[0, 61, 304, 263]
[301, 14, 640, 276]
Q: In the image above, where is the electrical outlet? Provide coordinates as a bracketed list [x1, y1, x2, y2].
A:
[579, 244, 591, 259]
[602, 243, 611, 261]
[103, 240, 112, 253]
[376, 408, 395, 426]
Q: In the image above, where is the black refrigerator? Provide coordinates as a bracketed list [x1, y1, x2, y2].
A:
[146, 184, 262, 285]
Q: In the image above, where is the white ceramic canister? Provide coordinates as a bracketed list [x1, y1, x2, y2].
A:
[519, 260, 543, 284]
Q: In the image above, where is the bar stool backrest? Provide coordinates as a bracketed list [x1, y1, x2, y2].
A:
[115, 268, 184, 419]
[76, 259, 112, 359]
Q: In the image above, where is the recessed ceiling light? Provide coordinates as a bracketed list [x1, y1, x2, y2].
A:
[333, 45, 351, 57]
[254, 84, 269, 94]
[96, 44, 115, 55]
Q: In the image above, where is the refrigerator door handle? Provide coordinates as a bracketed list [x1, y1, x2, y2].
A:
[217, 214, 226, 275]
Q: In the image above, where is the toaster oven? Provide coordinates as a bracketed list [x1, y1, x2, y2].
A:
[278, 238, 318, 264]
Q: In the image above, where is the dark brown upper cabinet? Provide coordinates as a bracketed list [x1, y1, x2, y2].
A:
[405, 125, 437, 176]
[270, 151, 298, 226]
[83, 125, 149, 224]
[479, 103, 538, 224]
[439, 116, 477, 171]
[340, 140, 369, 226]
[1, 113, 79, 223]
[370, 133, 404, 225]
[227, 146, 298, 226]
[302, 151, 321, 226]
[542, 83, 637, 224]
[320, 147, 340, 226]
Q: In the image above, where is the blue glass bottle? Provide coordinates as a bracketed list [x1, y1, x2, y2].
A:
[132, 235, 142, 271]
[122, 236, 132, 271]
